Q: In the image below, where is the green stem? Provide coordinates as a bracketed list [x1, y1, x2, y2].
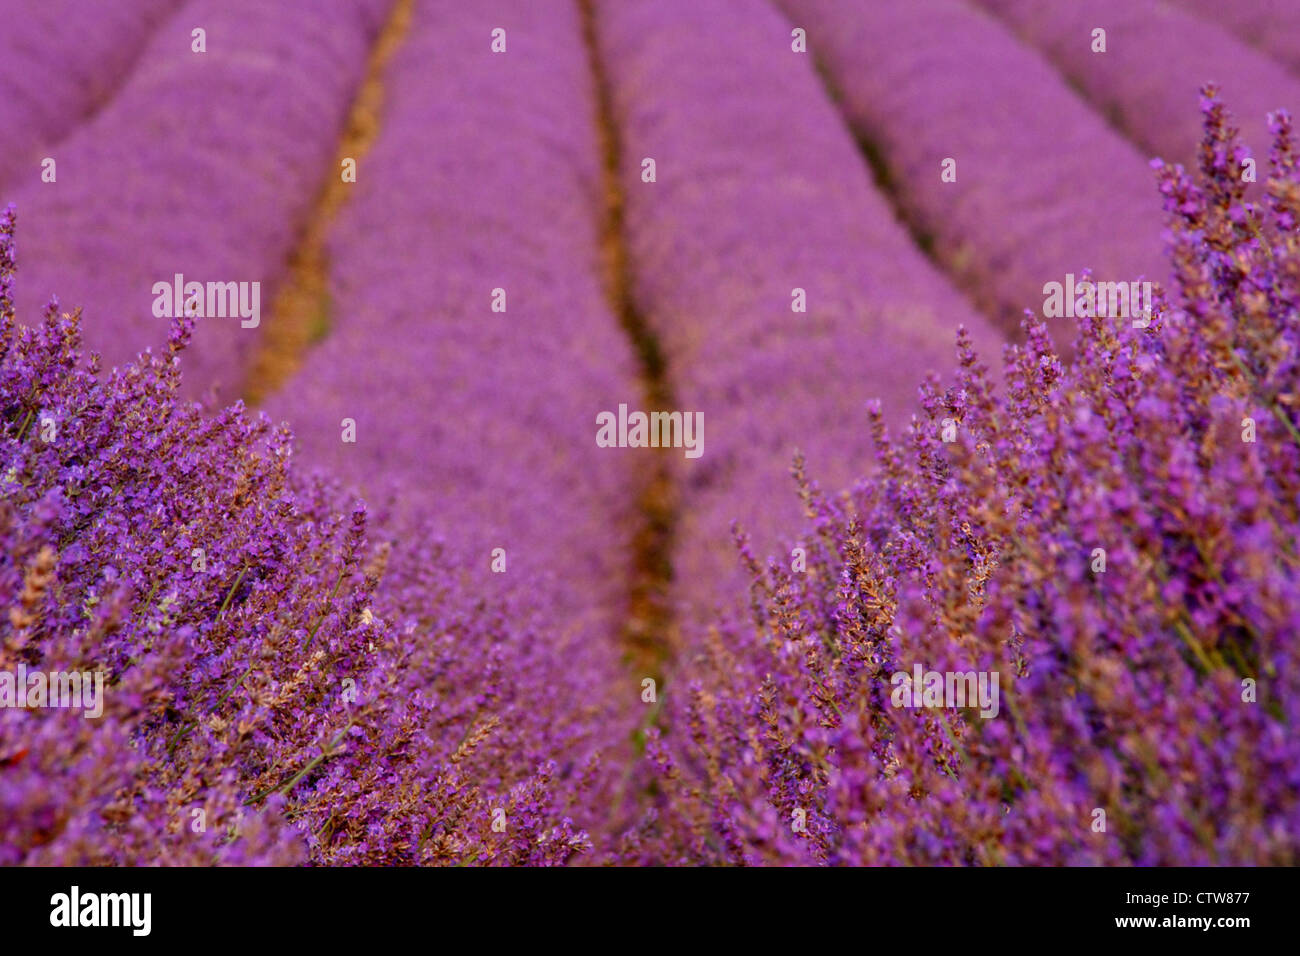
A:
[218, 565, 249, 619]
[245, 722, 353, 806]
[15, 406, 34, 442]
[1228, 349, 1300, 449]
[303, 570, 346, 653]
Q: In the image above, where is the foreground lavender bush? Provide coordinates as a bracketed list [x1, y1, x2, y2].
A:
[0, 206, 599, 865]
[631, 94, 1300, 865]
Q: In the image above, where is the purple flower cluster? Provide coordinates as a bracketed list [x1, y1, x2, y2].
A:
[592, 0, 1004, 624]
[628, 95, 1300, 864]
[0, 0, 181, 190]
[6, 0, 392, 403]
[778, 0, 1168, 343]
[0, 204, 606, 864]
[974, 0, 1300, 176]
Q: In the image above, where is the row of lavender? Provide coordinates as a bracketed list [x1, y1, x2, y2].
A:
[1173, 0, 1300, 74]
[777, 0, 1168, 344]
[266, 0, 652, 848]
[631, 99, 1300, 865]
[7, 0, 392, 402]
[973, 0, 1300, 173]
[591, 0, 1005, 634]
[0, 245, 604, 864]
[0, 0, 181, 189]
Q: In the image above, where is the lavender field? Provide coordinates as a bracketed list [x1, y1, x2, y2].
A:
[2, 0, 1298, 871]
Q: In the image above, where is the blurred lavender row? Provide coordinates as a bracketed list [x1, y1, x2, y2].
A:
[267, 0, 645, 780]
[640, 101, 1300, 863]
[0, 0, 181, 190]
[1172, 0, 1300, 75]
[592, 0, 1004, 626]
[974, 0, 1300, 172]
[7, 0, 392, 401]
[780, 0, 1168, 342]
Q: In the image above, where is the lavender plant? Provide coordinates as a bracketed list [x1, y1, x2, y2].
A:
[0, 204, 603, 865]
[629, 92, 1300, 866]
